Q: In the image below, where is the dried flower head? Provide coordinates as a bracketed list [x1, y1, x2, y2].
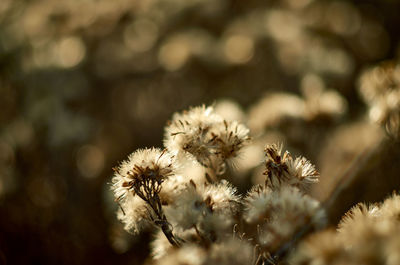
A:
[337, 202, 380, 238]
[213, 120, 250, 167]
[165, 180, 240, 241]
[164, 105, 222, 167]
[263, 143, 319, 191]
[286, 156, 320, 189]
[378, 193, 400, 222]
[112, 148, 181, 245]
[263, 143, 289, 184]
[336, 202, 400, 265]
[291, 193, 400, 265]
[338, 209, 397, 264]
[358, 61, 400, 138]
[116, 193, 153, 234]
[112, 148, 175, 203]
[243, 184, 274, 223]
[164, 105, 250, 174]
[256, 186, 324, 250]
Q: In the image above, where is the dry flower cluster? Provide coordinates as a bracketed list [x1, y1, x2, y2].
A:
[111, 97, 400, 264]
[111, 105, 327, 264]
[2, 0, 400, 264]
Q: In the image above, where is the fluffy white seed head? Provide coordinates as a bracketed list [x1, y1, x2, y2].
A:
[257, 186, 324, 249]
[164, 105, 222, 167]
[337, 202, 380, 238]
[111, 148, 176, 233]
[164, 180, 240, 238]
[112, 147, 176, 202]
[116, 193, 154, 234]
[243, 185, 274, 223]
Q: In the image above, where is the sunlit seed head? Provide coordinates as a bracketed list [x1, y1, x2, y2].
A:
[165, 180, 240, 234]
[257, 186, 324, 249]
[111, 147, 175, 202]
[337, 202, 380, 239]
[243, 184, 274, 223]
[116, 193, 154, 234]
[163, 105, 222, 167]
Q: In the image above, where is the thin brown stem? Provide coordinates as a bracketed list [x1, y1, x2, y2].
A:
[159, 218, 181, 247]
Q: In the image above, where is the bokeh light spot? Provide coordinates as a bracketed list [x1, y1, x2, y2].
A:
[57, 36, 86, 68]
[77, 145, 105, 179]
[223, 35, 254, 64]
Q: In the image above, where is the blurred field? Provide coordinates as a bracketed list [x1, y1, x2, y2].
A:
[1, 0, 400, 264]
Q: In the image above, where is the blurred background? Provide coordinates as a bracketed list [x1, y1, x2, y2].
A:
[1, 0, 400, 264]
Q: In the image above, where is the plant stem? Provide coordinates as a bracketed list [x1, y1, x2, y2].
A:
[160, 219, 181, 247]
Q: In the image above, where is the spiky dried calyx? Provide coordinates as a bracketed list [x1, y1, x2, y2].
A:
[263, 144, 319, 191]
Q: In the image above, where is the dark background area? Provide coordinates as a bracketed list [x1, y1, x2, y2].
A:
[1, 0, 400, 264]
